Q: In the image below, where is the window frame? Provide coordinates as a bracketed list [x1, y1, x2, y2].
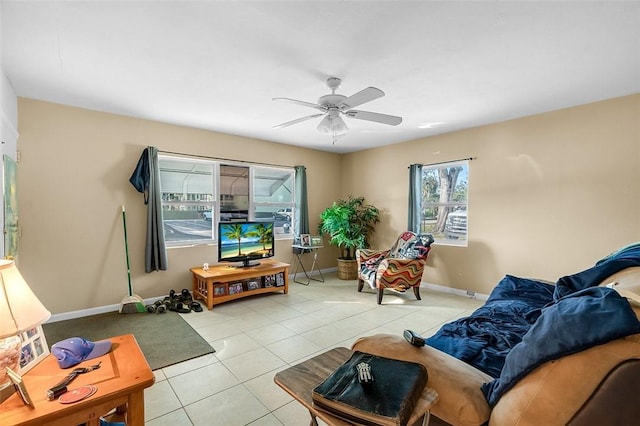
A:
[420, 160, 469, 247]
[250, 165, 295, 237]
[158, 155, 295, 248]
[159, 155, 217, 248]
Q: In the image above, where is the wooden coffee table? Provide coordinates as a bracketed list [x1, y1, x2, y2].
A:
[0, 334, 155, 426]
[274, 347, 438, 426]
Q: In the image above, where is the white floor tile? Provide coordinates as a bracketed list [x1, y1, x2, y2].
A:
[271, 400, 314, 426]
[243, 368, 294, 411]
[152, 368, 166, 383]
[169, 362, 239, 406]
[211, 332, 262, 360]
[245, 323, 298, 346]
[161, 353, 218, 379]
[144, 380, 182, 422]
[222, 347, 286, 382]
[247, 413, 285, 425]
[142, 271, 473, 425]
[300, 323, 359, 348]
[279, 313, 329, 334]
[265, 334, 323, 364]
[195, 320, 243, 342]
[184, 384, 269, 426]
[145, 408, 193, 426]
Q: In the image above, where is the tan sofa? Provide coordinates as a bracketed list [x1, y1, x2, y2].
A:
[351, 267, 640, 426]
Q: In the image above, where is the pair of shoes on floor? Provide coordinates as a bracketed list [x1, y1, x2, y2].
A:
[166, 289, 202, 313]
[145, 299, 168, 314]
[174, 300, 203, 313]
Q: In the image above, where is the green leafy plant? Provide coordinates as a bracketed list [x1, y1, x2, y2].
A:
[318, 196, 380, 260]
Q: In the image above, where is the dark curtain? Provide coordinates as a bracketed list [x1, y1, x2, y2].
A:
[129, 146, 168, 272]
[408, 164, 422, 233]
[294, 165, 309, 251]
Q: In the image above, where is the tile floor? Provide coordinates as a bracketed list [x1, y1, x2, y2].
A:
[143, 272, 483, 425]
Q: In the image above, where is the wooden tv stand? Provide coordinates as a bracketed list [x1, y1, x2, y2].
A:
[190, 260, 289, 310]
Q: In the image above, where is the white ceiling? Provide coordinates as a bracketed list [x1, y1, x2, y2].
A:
[2, 1, 639, 154]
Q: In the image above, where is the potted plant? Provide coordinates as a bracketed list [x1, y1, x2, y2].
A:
[318, 196, 380, 280]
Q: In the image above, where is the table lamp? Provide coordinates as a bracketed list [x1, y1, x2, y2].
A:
[0, 259, 51, 401]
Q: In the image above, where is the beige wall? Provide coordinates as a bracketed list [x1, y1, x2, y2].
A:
[16, 95, 640, 314]
[343, 94, 640, 293]
[16, 99, 342, 314]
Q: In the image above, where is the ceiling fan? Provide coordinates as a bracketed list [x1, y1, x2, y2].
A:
[273, 77, 402, 142]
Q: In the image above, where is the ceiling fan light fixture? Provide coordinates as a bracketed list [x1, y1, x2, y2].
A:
[317, 114, 348, 136]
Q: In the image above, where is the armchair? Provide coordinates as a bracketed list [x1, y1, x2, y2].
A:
[356, 231, 435, 304]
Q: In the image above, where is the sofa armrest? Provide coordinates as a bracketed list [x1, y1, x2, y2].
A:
[568, 358, 640, 425]
[490, 335, 640, 426]
[352, 334, 492, 426]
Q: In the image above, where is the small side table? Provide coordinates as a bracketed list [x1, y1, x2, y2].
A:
[0, 334, 154, 426]
[274, 347, 438, 426]
[291, 244, 325, 285]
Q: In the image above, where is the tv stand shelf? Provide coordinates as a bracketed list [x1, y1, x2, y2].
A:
[190, 260, 289, 310]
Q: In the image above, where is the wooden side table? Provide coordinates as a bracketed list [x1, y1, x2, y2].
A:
[274, 347, 438, 426]
[0, 334, 155, 426]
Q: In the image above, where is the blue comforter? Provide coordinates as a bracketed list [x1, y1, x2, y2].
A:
[425, 275, 554, 378]
[425, 243, 640, 407]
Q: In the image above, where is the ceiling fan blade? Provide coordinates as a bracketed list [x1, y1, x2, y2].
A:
[273, 113, 325, 129]
[339, 87, 385, 109]
[272, 97, 326, 112]
[344, 110, 402, 126]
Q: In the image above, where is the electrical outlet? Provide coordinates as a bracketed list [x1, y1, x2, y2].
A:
[466, 290, 475, 297]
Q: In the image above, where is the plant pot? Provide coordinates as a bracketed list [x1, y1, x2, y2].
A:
[337, 258, 358, 280]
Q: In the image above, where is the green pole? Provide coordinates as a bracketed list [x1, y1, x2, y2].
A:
[122, 205, 133, 296]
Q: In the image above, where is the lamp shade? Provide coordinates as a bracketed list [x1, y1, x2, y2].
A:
[0, 260, 51, 338]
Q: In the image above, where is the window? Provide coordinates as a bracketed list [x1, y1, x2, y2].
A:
[159, 155, 294, 247]
[159, 157, 216, 246]
[420, 160, 469, 245]
[219, 164, 249, 222]
[252, 166, 295, 237]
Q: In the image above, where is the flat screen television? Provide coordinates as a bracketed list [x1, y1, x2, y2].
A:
[218, 221, 275, 267]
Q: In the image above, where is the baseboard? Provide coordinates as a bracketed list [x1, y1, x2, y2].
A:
[46, 268, 477, 323]
[421, 281, 489, 301]
[47, 296, 160, 323]
[47, 269, 338, 323]
[309, 267, 337, 276]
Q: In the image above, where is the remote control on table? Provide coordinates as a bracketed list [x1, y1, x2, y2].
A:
[403, 329, 425, 347]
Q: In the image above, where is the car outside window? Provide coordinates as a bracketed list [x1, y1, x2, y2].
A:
[420, 160, 469, 246]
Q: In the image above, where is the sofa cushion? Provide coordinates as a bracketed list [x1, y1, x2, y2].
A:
[352, 334, 492, 426]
